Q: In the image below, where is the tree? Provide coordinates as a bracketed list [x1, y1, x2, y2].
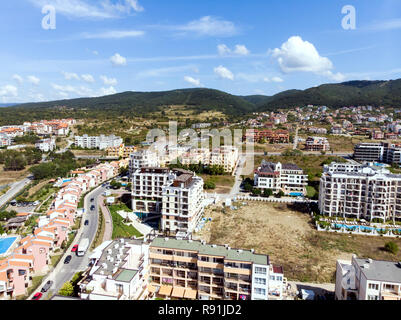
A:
[251, 188, 262, 196]
[384, 241, 399, 255]
[263, 189, 273, 198]
[275, 190, 285, 198]
[58, 281, 74, 296]
[204, 181, 216, 190]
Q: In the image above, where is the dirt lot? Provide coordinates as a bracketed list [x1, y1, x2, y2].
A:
[0, 165, 31, 186]
[194, 202, 401, 283]
[201, 175, 235, 194]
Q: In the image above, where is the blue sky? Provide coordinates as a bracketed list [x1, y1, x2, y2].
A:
[0, 0, 401, 103]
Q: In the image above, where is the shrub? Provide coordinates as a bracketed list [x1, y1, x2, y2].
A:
[384, 241, 399, 255]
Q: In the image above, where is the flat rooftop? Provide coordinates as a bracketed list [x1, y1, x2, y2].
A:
[151, 237, 268, 265]
[355, 258, 401, 283]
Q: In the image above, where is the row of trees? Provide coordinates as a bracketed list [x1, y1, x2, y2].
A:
[0, 148, 42, 171]
[170, 161, 226, 176]
[242, 178, 285, 197]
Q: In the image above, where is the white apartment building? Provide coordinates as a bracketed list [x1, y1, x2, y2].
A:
[129, 150, 160, 174]
[132, 168, 205, 235]
[161, 173, 204, 235]
[319, 164, 401, 222]
[0, 134, 12, 147]
[354, 143, 386, 163]
[78, 239, 149, 300]
[179, 146, 239, 173]
[323, 162, 363, 174]
[75, 134, 123, 150]
[335, 255, 401, 300]
[35, 138, 56, 152]
[254, 160, 308, 195]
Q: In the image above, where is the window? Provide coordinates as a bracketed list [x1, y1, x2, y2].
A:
[255, 267, 267, 275]
[254, 278, 266, 285]
[254, 288, 266, 295]
[368, 295, 379, 300]
[368, 283, 379, 291]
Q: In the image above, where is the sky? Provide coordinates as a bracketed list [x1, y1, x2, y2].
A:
[0, 0, 401, 103]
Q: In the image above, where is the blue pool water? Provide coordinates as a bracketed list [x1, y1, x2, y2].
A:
[289, 192, 304, 197]
[0, 237, 17, 254]
[333, 224, 401, 233]
[63, 179, 72, 183]
[373, 162, 386, 167]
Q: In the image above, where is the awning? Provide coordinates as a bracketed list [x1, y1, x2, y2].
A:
[171, 287, 185, 299]
[148, 284, 157, 294]
[159, 285, 173, 296]
[184, 288, 197, 299]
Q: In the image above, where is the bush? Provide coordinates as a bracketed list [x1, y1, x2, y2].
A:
[58, 281, 74, 296]
[384, 241, 399, 255]
[204, 181, 216, 190]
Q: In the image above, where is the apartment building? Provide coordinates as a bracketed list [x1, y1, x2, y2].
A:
[244, 129, 290, 143]
[0, 134, 12, 147]
[254, 160, 308, 195]
[78, 239, 149, 300]
[161, 173, 204, 235]
[209, 146, 239, 173]
[305, 136, 330, 152]
[106, 144, 137, 158]
[129, 150, 160, 174]
[148, 237, 285, 300]
[75, 134, 123, 150]
[319, 164, 401, 222]
[335, 255, 401, 300]
[35, 138, 56, 152]
[323, 162, 363, 174]
[132, 168, 204, 235]
[353, 143, 386, 162]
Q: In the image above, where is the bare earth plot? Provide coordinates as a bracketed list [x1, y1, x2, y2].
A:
[195, 202, 401, 283]
[0, 165, 31, 185]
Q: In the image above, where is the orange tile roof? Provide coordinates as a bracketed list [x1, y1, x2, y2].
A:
[9, 260, 30, 267]
[31, 240, 51, 247]
[16, 212, 31, 217]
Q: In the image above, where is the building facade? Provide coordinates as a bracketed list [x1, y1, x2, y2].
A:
[305, 136, 330, 152]
[75, 134, 123, 150]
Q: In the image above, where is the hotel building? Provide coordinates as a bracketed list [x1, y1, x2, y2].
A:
[254, 161, 308, 195]
[75, 134, 123, 150]
[335, 255, 401, 300]
[319, 164, 401, 222]
[129, 150, 160, 173]
[148, 237, 285, 300]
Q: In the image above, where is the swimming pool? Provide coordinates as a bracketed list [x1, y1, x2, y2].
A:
[333, 224, 401, 233]
[289, 192, 304, 197]
[0, 236, 17, 254]
[62, 179, 72, 183]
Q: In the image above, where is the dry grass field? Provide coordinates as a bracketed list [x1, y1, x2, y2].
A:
[201, 175, 235, 194]
[0, 165, 31, 185]
[195, 202, 401, 283]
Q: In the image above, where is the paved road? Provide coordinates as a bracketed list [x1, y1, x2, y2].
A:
[0, 177, 31, 208]
[29, 185, 107, 300]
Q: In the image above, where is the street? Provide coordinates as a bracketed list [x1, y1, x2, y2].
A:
[0, 177, 31, 208]
[29, 184, 108, 300]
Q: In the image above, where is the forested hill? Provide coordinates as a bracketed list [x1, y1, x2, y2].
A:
[1, 79, 401, 124]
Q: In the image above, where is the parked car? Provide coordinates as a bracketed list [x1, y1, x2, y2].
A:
[71, 245, 79, 252]
[64, 255, 72, 264]
[41, 280, 53, 293]
[32, 292, 43, 300]
[90, 198, 94, 202]
[84, 220, 89, 226]
[90, 205, 95, 211]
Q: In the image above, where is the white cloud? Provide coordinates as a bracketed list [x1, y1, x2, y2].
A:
[214, 65, 234, 80]
[137, 65, 197, 78]
[62, 71, 80, 81]
[0, 85, 18, 97]
[100, 75, 117, 85]
[271, 76, 284, 83]
[110, 53, 127, 66]
[51, 83, 94, 97]
[28, 0, 144, 19]
[12, 74, 24, 84]
[99, 86, 117, 96]
[184, 76, 201, 87]
[93, 50, 99, 55]
[174, 16, 238, 37]
[367, 18, 401, 31]
[217, 44, 250, 56]
[81, 74, 95, 83]
[233, 44, 250, 56]
[82, 30, 145, 39]
[27, 75, 40, 85]
[217, 44, 231, 56]
[271, 36, 344, 81]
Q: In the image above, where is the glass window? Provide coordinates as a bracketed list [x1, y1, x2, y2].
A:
[255, 267, 267, 275]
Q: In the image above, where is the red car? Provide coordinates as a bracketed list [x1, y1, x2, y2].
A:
[32, 292, 43, 300]
[71, 245, 79, 252]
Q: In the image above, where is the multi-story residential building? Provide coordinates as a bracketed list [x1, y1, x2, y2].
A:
[192, 123, 211, 129]
[35, 138, 56, 152]
[75, 134, 123, 150]
[323, 162, 363, 174]
[331, 126, 343, 135]
[244, 129, 290, 144]
[319, 164, 401, 222]
[129, 150, 160, 174]
[161, 173, 204, 235]
[254, 160, 308, 196]
[305, 136, 330, 152]
[148, 237, 285, 300]
[78, 239, 149, 300]
[308, 127, 327, 135]
[132, 168, 204, 235]
[106, 144, 137, 158]
[353, 143, 386, 162]
[0, 134, 12, 147]
[335, 255, 401, 300]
